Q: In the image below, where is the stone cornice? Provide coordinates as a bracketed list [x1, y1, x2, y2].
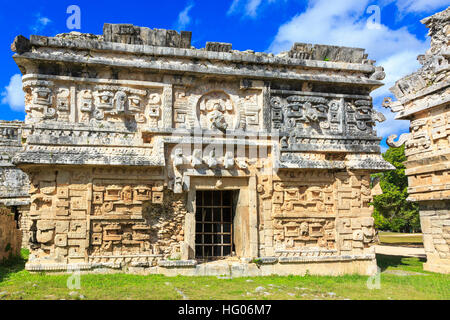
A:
[26, 35, 378, 74]
[14, 53, 382, 89]
[394, 79, 450, 119]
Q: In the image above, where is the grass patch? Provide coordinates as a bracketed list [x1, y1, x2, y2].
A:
[379, 232, 423, 245]
[0, 250, 448, 300]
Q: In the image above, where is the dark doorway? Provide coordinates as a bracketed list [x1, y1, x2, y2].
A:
[195, 190, 235, 260]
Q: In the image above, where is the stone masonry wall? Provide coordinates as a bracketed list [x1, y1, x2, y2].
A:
[18, 205, 31, 248]
[420, 201, 450, 273]
[257, 169, 376, 258]
[25, 166, 187, 270]
[0, 206, 22, 262]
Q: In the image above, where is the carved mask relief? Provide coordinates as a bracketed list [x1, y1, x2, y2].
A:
[197, 91, 236, 131]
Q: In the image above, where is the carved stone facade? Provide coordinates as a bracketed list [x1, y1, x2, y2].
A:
[0, 23, 392, 275]
[385, 8, 450, 274]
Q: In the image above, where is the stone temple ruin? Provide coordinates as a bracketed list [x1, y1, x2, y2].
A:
[0, 21, 394, 276]
[385, 7, 450, 274]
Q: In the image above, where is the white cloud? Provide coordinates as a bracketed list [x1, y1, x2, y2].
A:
[227, 0, 278, 17]
[228, 0, 241, 15]
[395, 0, 449, 13]
[1, 74, 25, 112]
[175, 3, 194, 30]
[269, 0, 427, 57]
[39, 17, 51, 26]
[31, 13, 52, 33]
[268, 0, 431, 140]
[245, 0, 263, 17]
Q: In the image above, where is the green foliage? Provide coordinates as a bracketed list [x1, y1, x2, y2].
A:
[372, 210, 390, 230]
[371, 145, 420, 233]
[251, 258, 262, 268]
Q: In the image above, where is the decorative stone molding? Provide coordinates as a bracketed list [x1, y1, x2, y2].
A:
[386, 133, 411, 148]
[158, 259, 197, 268]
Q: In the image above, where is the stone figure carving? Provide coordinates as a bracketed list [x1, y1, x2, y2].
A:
[208, 104, 228, 132]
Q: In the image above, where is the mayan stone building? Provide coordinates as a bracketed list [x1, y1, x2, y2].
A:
[1, 23, 393, 275]
[385, 8, 450, 274]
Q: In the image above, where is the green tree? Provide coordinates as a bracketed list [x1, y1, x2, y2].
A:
[371, 145, 420, 233]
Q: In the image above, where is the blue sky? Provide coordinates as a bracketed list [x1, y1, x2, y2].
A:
[1, 0, 449, 151]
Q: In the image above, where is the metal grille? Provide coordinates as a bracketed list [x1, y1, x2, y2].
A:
[195, 190, 234, 259]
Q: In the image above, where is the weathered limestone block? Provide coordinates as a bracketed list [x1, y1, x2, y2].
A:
[206, 42, 232, 53]
[103, 24, 192, 48]
[288, 42, 370, 64]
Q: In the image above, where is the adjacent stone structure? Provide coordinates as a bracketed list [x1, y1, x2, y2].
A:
[0, 121, 31, 248]
[385, 8, 450, 274]
[0, 205, 22, 261]
[1, 23, 392, 275]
